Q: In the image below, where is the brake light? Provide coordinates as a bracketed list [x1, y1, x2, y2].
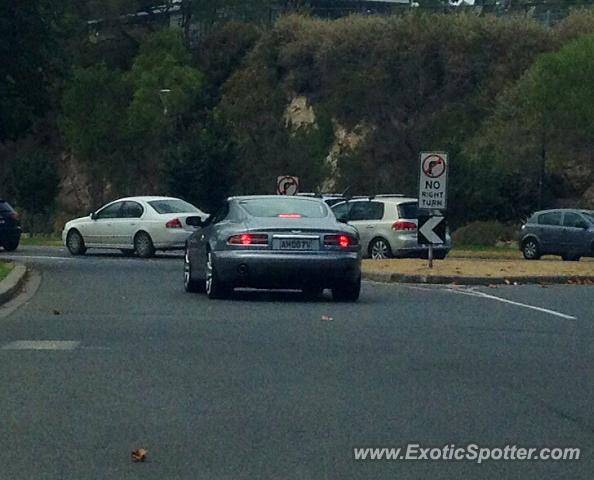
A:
[392, 220, 417, 231]
[228, 233, 269, 245]
[324, 234, 358, 248]
[278, 214, 302, 218]
[166, 218, 183, 229]
[9, 212, 18, 221]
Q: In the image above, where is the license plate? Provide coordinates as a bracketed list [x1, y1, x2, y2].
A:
[273, 238, 318, 250]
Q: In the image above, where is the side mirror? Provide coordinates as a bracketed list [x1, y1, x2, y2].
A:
[90, 212, 97, 220]
[186, 216, 203, 227]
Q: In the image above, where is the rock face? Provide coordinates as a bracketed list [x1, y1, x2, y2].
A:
[322, 122, 371, 192]
[56, 153, 93, 215]
[284, 95, 371, 192]
[284, 96, 316, 130]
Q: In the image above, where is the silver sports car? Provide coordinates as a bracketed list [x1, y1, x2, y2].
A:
[183, 195, 362, 301]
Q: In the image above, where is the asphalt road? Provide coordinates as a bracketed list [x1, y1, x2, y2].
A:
[0, 246, 593, 479]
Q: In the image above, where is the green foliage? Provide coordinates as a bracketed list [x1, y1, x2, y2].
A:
[164, 116, 237, 211]
[61, 64, 130, 166]
[452, 221, 518, 247]
[0, 0, 68, 140]
[126, 29, 205, 137]
[13, 151, 59, 214]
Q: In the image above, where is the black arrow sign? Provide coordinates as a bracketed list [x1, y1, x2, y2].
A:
[418, 215, 446, 245]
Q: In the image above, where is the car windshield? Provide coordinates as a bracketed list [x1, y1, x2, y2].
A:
[582, 211, 594, 223]
[148, 199, 199, 214]
[239, 198, 328, 218]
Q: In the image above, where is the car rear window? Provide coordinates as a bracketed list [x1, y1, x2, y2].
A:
[148, 200, 199, 214]
[582, 212, 594, 223]
[239, 198, 327, 218]
[398, 202, 418, 219]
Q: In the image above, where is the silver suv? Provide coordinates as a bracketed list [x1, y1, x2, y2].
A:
[331, 196, 452, 259]
[520, 209, 594, 261]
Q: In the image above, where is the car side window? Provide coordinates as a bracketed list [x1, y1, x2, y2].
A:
[332, 202, 350, 221]
[96, 202, 123, 219]
[538, 212, 561, 226]
[349, 202, 384, 221]
[563, 212, 587, 229]
[122, 201, 144, 219]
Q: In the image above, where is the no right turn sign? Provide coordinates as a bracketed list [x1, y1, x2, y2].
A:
[419, 152, 448, 211]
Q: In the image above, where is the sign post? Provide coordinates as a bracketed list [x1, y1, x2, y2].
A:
[277, 176, 299, 196]
[418, 152, 448, 268]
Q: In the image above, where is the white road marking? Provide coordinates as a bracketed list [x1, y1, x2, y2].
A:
[2, 340, 80, 351]
[405, 285, 577, 320]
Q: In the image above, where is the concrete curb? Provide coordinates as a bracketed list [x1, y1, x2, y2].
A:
[363, 271, 594, 286]
[0, 263, 28, 305]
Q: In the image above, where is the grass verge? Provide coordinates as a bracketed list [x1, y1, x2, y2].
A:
[0, 262, 14, 282]
[19, 235, 62, 247]
[362, 257, 594, 280]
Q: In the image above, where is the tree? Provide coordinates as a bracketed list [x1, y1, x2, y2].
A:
[0, 0, 68, 140]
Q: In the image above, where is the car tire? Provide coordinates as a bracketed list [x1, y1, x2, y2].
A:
[66, 230, 86, 256]
[134, 232, 155, 258]
[2, 238, 19, 251]
[206, 251, 230, 299]
[332, 276, 361, 302]
[521, 238, 541, 260]
[433, 251, 447, 260]
[561, 254, 581, 262]
[369, 238, 393, 260]
[184, 248, 204, 293]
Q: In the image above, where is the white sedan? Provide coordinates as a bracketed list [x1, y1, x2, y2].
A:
[62, 196, 207, 258]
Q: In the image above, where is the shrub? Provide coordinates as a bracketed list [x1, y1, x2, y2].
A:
[452, 221, 518, 247]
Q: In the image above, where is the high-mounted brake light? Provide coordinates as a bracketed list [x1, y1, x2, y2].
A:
[228, 233, 269, 246]
[392, 220, 417, 231]
[278, 213, 302, 218]
[166, 218, 183, 229]
[324, 234, 358, 248]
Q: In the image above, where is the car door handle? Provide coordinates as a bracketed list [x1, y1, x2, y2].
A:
[366, 225, 374, 229]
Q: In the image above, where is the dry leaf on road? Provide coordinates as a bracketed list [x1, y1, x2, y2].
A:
[131, 448, 148, 463]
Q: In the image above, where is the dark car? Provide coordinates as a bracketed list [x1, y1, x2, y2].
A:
[0, 200, 21, 252]
[183, 195, 362, 301]
[519, 209, 594, 261]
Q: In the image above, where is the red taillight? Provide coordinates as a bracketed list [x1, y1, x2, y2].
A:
[9, 212, 19, 221]
[392, 220, 417, 231]
[166, 218, 183, 229]
[324, 234, 358, 248]
[278, 213, 302, 219]
[228, 233, 269, 245]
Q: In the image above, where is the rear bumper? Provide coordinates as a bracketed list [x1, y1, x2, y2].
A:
[151, 229, 194, 250]
[214, 250, 361, 289]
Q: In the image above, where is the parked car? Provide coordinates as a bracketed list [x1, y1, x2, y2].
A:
[331, 195, 452, 259]
[0, 200, 21, 251]
[183, 195, 362, 301]
[297, 193, 345, 206]
[62, 196, 207, 258]
[519, 209, 594, 261]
